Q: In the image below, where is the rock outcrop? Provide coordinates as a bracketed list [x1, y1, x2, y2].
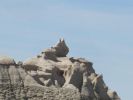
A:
[0, 39, 120, 100]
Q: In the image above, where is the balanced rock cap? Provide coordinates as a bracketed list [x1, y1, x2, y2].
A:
[54, 38, 69, 57]
[42, 38, 69, 58]
[0, 56, 16, 65]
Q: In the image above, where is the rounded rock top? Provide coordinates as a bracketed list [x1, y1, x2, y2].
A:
[0, 56, 16, 65]
[23, 57, 38, 66]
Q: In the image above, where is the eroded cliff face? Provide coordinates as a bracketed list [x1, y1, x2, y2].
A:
[0, 39, 120, 100]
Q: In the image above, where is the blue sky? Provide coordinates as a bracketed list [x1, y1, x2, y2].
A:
[0, 0, 133, 99]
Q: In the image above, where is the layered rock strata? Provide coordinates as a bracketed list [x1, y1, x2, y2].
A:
[0, 39, 120, 100]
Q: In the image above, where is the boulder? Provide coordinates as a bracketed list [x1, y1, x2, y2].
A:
[54, 38, 69, 57]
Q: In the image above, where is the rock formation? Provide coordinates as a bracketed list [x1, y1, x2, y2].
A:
[0, 39, 120, 100]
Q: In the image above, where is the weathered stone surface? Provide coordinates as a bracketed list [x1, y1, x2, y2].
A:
[42, 38, 69, 59]
[0, 39, 120, 100]
[0, 56, 16, 65]
[107, 90, 121, 100]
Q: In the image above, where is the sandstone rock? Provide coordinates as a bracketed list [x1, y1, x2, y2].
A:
[42, 48, 57, 61]
[0, 39, 120, 100]
[54, 38, 69, 57]
[41, 38, 69, 60]
[92, 74, 110, 100]
[0, 56, 16, 65]
[23, 57, 40, 72]
[81, 73, 96, 100]
[107, 90, 121, 100]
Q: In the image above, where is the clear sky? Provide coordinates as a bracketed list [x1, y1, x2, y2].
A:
[0, 0, 133, 99]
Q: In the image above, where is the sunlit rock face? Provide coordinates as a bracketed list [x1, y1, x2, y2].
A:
[0, 39, 120, 100]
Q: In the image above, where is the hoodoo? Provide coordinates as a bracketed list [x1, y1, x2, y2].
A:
[0, 39, 120, 100]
